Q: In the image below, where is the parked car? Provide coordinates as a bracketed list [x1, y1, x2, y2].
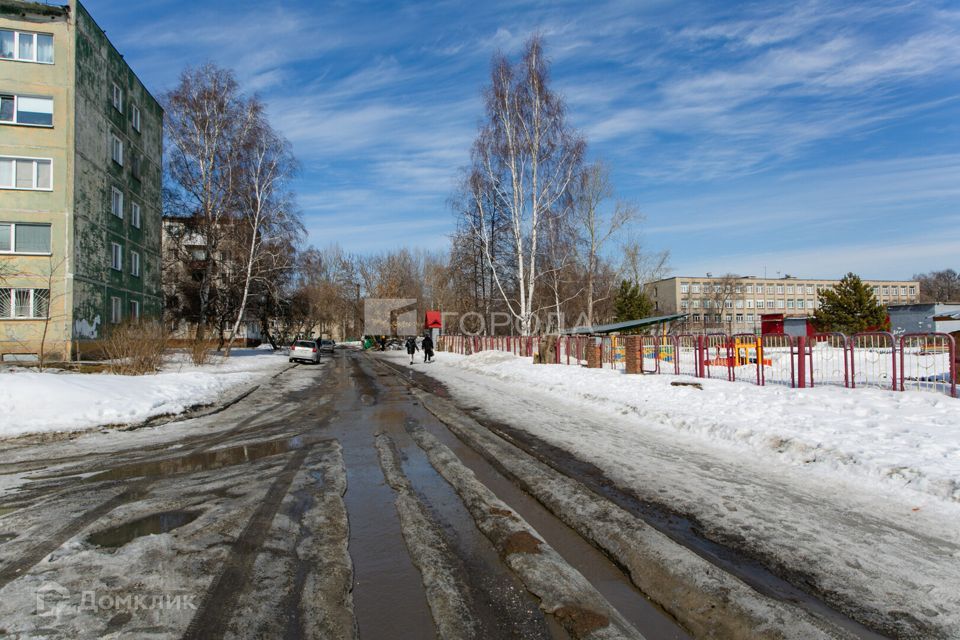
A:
[319, 339, 336, 353]
[289, 340, 321, 364]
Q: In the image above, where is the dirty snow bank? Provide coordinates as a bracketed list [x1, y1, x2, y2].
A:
[0, 349, 289, 438]
[399, 350, 960, 503]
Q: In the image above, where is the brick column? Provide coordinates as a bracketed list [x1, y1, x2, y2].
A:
[624, 335, 642, 374]
[585, 342, 602, 368]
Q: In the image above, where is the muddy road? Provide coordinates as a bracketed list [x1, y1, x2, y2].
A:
[0, 351, 692, 639]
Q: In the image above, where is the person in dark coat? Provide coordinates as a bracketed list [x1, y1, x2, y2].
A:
[422, 333, 434, 363]
[405, 336, 418, 364]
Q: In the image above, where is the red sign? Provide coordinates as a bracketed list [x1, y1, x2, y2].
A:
[425, 310, 442, 329]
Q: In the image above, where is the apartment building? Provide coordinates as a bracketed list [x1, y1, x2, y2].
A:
[648, 275, 920, 333]
[0, 0, 162, 360]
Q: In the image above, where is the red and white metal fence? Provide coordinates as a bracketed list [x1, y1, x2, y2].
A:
[436, 331, 957, 398]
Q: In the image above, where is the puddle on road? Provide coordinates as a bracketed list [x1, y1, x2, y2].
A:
[0, 533, 17, 544]
[88, 510, 200, 548]
[86, 436, 330, 482]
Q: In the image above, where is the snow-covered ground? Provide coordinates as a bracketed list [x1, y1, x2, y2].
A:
[0, 349, 290, 439]
[404, 350, 960, 503]
[381, 349, 960, 635]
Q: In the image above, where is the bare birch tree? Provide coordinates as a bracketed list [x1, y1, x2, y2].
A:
[572, 161, 636, 326]
[163, 64, 259, 345]
[465, 36, 584, 335]
[223, 118, 301, 355]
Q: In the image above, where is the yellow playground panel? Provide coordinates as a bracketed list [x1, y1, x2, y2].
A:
[705, 337, 772, 367]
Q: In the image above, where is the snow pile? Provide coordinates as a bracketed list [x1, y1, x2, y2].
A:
[412, 351, 960, 502]
[0, 349, 288, 438]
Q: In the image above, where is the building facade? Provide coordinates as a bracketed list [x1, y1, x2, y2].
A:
[648, 275, 920, 334]
[0, 0, 162, 361]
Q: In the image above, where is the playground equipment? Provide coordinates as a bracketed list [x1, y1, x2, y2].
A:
[704, 337, 772, 367]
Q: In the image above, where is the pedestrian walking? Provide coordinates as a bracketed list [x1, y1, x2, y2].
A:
[405, 336, 418, 364]
[422, 333, 434, 363]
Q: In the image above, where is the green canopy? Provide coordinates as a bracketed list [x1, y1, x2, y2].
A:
[563, 313, 688, 335]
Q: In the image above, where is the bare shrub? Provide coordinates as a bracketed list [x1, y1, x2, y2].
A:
[102, 321, 170, 375]
[190, 338, 215, 366]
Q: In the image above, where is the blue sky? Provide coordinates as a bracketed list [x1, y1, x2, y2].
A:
[84, 0, 960, 280]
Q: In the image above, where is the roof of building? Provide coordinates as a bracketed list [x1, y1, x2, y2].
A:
[650, 275, 918, 284]
[564, 313, 688, 335]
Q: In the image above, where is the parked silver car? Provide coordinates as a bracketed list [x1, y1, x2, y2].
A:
[319, 339, 336, 353]
[289, 340, 321, 364]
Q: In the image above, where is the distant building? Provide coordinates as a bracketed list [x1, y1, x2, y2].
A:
[888, 303, 960, 335]
[0, 0, 162, 361]
[648, 275, 920, 334]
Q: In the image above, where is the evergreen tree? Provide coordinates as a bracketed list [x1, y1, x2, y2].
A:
[814, 272, 887, 333]
[613, 280, 653, 323]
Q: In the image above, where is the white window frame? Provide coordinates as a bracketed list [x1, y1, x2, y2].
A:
[0, 288, 49, 319]
[691, 284, 701, 294]
[110, 133, 124, 166]
[0, 93, 54, 127]
[0, 222, 52, 255]
[131, 202, 141, 228]
[680, 283, 689, 294]
[111, 187, 124, 218]
[131, 104, 141, 132]
[111, 83, 123, 113]
[111, 296, 122, 324]
[0, 156, 52, 190]
[110, 242, 122, 271]
[131, 250, 140, 277]
[0, 29, 54, 64]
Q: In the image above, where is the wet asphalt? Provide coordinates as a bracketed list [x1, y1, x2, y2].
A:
[0, 350, 688, 639]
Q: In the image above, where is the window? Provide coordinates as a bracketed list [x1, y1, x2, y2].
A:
[746, 299, 754, 309]
[909, 286, 916, 296]
[776, 284, 784, 294]
[691, 299, 700, 308]
[129, 299, 140, 320]
[745, 284, 753, 293]
[131, 153, 142, 181]
[714, 314, 722, 322]
[786, 285, 794, 294]
[112, 83, 123, 112]
[131, 250, 140, 277]
[735, 299, 743, 309]
[787, 299, 795, 309]
[736, 313, 744, 323]
[0, 156, 51, 190]
[703, 299, 711, 309]
[680, 283, 689, 294]
[725, 314, 732, 323]
[797, 299, 805, 309]
[131, 202, 141, 228]
[0, 30, 53, 63]
[747, 314, 754, 323]
[0, 288, 48, 319]
[0, 222, 51, 254]
[776, 299, 785, 309]
[131, 104, 141, 132]
[805, 285, 814, 294]
[691, 284, 701, 294]
[111, 187, 124, 218]
[111, 296, 122, 324]
[111, 134, 123, 165]
[111, 242, 122, 270]
[724, 300, 733, 309]
[767, 285, 775, 294]
[900, 286, 907, 296]
[882, 286, 889, 296]
[713, 285, 722, 293]
[735, 285, 742, 294]
[756, 300, 764, 309]
[692, 314, 701, 322]
[680, 300, 688, 310]
[0, 94, 53, 126]
[872, 286, 880, 295]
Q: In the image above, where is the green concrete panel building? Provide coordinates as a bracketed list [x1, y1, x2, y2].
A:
[0, 0, 162, 361]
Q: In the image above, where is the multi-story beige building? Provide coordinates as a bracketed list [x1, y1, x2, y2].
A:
[648, 275, 919, 333]
[0, 0, 162, 361]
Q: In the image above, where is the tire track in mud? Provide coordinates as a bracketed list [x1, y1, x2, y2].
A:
[181, 439, 333, 640]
